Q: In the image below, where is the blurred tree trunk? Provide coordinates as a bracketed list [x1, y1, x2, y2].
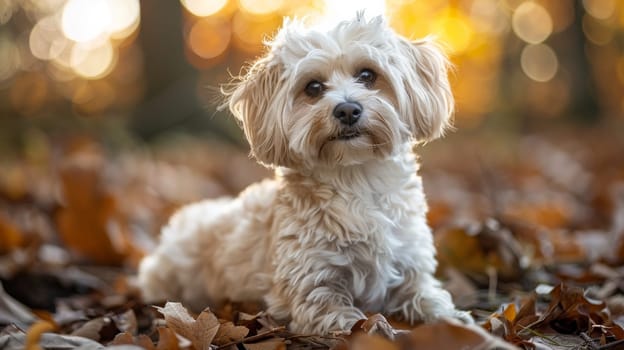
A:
[131, 1, 201, 140]
[564, 1, 599, 122]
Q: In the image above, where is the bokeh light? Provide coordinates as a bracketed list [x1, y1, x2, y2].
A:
[107, 0, 141, 39]
[181, 0, 229, 17]
[188, 18, 231, 59]
[469, 0, 508, 35]
[512, 2, 553, 44]
[29, 16, 67, 61]
[583, 0, 616, 20]
[521, 44, 558, 82]
[62, 0, 111, 43]
[239, 0, 285, 16]
[1, 0, 623, 131]
[583, 15, 614, 45]
[70, 41, 117, 79]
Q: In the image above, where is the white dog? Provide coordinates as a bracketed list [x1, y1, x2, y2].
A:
[138, 13, 472, 334]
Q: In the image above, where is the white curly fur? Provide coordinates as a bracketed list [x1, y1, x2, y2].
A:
[138, 13, 472, 334]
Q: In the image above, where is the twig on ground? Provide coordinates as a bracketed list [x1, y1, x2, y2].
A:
[216, 326, 287, 349]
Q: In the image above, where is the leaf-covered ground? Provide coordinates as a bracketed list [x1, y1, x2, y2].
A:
[1, 126, 624, 349]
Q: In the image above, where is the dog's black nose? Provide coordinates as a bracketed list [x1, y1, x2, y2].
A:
[333, 102, 362, 126]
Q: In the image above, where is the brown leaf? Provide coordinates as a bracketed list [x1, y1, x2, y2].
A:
[243, 338, 286, 350]
[113, 309, 138, 335]
[156, 327, 180, 350]
[111, 332, 156, 350]
[70, 317, 111, 341]
[350, 333, 399, 350]
[0, 215, 24, 254]
[436, 219, 527, 281]
[55, 146, 133, 265]
[25, 320, 56, 350]
[213, 321, 249, 346]
[111, 332, 135, 345]
[404, 319, 518, 350]
[155, 302, 220, 350]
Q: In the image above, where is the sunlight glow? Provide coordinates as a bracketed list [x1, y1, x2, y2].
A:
[182, 0, 228, 17]
[107, 0, 140, 38]
[62, 0, 111, 43]
[322, 0, 386, 24]
[239, 0, 284, 16]
[431, 7, 474, 54]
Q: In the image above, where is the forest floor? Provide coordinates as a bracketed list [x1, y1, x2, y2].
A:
[1, 124, 624, 349]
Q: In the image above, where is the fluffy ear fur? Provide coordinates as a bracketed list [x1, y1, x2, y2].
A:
[225, 55, 289, 167]
[398, 38, 454, 141]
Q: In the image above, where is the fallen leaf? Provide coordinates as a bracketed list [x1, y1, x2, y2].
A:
[25, 320, 55, 350]
[55, 145, 133, 265]
[404, 319, 518, 350]
[243, 338, 286, 350]
[155, 302, 219, 350]
[350, 333, 398, 350]
[112, 309, 138, 335]
[70, 317, 114, 341]
[0, 215, 24, 254]
[0, 332, 106, 350]
[156, 327, 180, 350]
[213, 321, 249, 346]
[0, 283, 37, 329]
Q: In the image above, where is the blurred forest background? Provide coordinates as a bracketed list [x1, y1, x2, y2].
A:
[0, 0, 623, 148]
[2, 1, 624, 349]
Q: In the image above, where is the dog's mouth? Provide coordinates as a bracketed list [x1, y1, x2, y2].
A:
[329, 130, 361, 141]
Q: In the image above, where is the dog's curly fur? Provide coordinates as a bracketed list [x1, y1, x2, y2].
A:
[138, 14, 472, 334]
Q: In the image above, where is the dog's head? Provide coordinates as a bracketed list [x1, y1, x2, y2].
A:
[226, 14, 453, 169]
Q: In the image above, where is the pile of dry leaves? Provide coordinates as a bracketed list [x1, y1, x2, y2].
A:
[1, 126, 624, 349]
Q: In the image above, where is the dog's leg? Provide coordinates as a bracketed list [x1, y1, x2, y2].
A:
[266, 269, 366, 334]
[385, 270, 473, 324]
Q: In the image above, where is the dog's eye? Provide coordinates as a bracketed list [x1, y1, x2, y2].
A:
[356, 69, 377, 87]
[304, 80, 325, 97]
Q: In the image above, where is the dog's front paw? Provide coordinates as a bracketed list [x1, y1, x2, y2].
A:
[447, 309, 474, 324]
[289, 306, 366, 335]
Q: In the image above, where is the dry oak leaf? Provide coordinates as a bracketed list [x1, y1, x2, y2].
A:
[213, 321, 249, 346]
[155, 302, 220, 350]
[404, 318, 519, 350]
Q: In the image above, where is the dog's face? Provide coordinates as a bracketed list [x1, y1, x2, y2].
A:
[227, 15, 453, 169]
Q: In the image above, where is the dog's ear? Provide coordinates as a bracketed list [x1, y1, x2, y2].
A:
[226, 56, 289, 167]
[397, 38, 454, 141]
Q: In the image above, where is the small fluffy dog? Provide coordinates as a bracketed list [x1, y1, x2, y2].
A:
[138, 14, 472, 334]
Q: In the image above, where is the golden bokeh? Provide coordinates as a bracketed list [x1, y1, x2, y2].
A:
[583, 0, 616, 20]
[582, 15, 615, 46]
[521, 44, 558, 83]
[182, 0, 229, 17]
[0, 0, 623, 126]
[188, 18, 231, 59]
[512, 2, 552, 44]
[239, 0, 284, 16]
[70, 41, 117, 79]
[62, 0, 111, 43]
